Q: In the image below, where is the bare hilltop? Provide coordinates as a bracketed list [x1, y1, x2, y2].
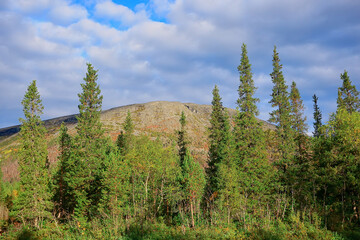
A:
[0, 101, 274, 181]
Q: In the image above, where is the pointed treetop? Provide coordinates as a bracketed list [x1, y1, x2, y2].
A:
[290, 81, 308, 134]
[237, 43, 259, 115]
[21, 80, 44, 121]
[312, 94, 322, 138]
[268, 46, 290, 126]
[337, 70, 359, 113]
[76, 63, 104, 140]
[180, 110, 186, 128]
[124, 110, 134, 135]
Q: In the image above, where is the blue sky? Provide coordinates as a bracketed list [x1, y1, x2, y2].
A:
[0, 0, 359, 134]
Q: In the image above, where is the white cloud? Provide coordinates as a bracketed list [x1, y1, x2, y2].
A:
[48, 2, 88, 25]
[95, 1, 148, 27]
[10, 0, 53, 13]
[1, 0, 360, 129]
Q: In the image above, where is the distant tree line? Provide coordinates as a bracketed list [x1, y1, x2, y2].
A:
[1, 45, 359, 239]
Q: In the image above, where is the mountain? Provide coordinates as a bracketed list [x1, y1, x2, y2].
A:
[0, 101, 275, 182]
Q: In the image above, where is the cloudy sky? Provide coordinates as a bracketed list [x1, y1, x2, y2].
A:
[0, 0, 359, 133]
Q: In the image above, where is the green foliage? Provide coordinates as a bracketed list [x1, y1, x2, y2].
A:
[313, 94, 322, 138]
[268, 46, 295, 174]
[0, 161, 8, 230]
[13, 80, 53, 229]
[178, 111, 188, 166]
[337, 70, 360, 113]
[99, 145, 130, 233]
[314, 109, 360, 230]
[53, 123, 74, 219]
[237, 43, 259, 115]
[180, 152, 206, 227]
[126, 135, 182, 221]
[231, 44, 274, 227]
[76, 63, 104, 142]
[117, 110, 134, 155]
[207, 85, 231, 196]
[5, 49, 360, 239]
[290, 81, 308, 134]
[66, 63, 108, 222]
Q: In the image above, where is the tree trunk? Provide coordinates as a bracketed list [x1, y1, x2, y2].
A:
[190, 199, 195, 228]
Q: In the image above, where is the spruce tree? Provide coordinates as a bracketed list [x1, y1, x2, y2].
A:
[53, 123, 73, 219]
[206, 85, 232, 223]
[337, 70, 360, 113]
[312, 94, 322, 138]
[176, 112, 205, 227]
[237, 43, 259, 115]
[234, 43, 272, 224]
[14, 80, 52, 228]
[76, 63, 104, 142]
[69, 63, 106, 221]
[116, 110, 134, 155]
[290, 81, 308, 134]
[100, 145, 130, 226]
[288, 82, 311, 214]
[178, 111, 187, 166]
[207, 85, 230, 195]
[268, 46, 294, 173]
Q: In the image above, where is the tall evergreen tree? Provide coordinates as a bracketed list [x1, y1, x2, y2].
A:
[14, 80, 52, 228]
[237, 43, 259, 115]
[176, 112, 205, 228]
[178, 111, 187, 166]
[234, 43, 273, 225]
[206, 85, 232, 224]
[53, 123, 73, 219]
[268, 46, 294, 172]
[312, 94, 322, 138]
[207, 85, 230, 195]
[290, 81, 308, 134]
[337, 70, 360, 113]
[76, 63, 104, 142]
[288, 82, 311, 214]
[69, 63, 107, 221]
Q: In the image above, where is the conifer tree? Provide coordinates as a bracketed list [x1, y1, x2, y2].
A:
[14, 80, 52, 228]
[116, 110, 134, 155]
[207, 85, 230, 195]
[69, 63, 107, 221]
[237, 43, 259, 115]
[206, 85, 232, 223]
[100, 145, 130, 227]
[234, 43, 273, 224]
[53, 123, 73, 219]
[290, 81, 307, 134]
[312, 94, 322, 138]
[178, 111, 187, 166]
[288, 82, 311, 214]
[268, 46, 294, 172]
[76, 63, 104, 142]
[176, 112, 205, 227]
[337, 70, 360, 113]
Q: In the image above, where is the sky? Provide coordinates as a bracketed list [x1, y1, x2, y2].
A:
[0, 0, 359, 133]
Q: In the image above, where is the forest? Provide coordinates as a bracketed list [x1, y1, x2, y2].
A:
[0, 44, 359, 239]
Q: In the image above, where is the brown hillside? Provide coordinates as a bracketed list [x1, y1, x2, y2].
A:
[0, 101, 275, 182]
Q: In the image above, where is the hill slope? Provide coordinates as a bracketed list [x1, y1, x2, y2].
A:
[0, 101, 275, 181]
